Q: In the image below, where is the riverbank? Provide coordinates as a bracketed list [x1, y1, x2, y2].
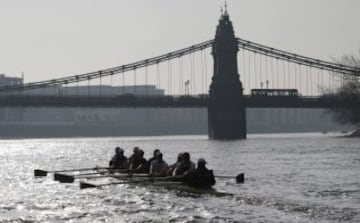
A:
[347, 127, 360, 137]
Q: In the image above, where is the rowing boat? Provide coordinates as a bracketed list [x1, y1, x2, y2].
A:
[80, 176, 234, 197]
[34, 167, 243, 195]
[157, 182, 233, 197]
[79, 172, 243, 197]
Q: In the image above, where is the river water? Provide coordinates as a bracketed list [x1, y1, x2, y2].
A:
[0, 133, 359, 222]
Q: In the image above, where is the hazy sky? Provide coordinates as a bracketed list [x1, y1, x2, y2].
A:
[1, 0, 360, 83]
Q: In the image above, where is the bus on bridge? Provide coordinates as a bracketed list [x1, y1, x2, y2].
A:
[251, 89, 299, 98]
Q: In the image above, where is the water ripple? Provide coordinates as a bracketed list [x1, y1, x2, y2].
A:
[1, 135, 360, 222]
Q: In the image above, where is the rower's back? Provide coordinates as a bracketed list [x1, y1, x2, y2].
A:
[173, 152, 195, 176]
[109, 147, 128, 169]
[188, 159, 216, 189]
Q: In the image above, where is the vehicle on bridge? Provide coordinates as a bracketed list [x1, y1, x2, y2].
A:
[251, 89, 299, 97]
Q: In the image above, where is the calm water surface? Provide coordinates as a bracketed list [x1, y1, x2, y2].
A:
[0, 133, 359, 222]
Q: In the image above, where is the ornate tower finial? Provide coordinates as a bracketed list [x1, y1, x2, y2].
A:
[224, 1, 229, 16]
[220, 6, 223, 15]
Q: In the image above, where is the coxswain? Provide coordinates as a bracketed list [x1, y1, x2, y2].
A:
[109, 147, 128, 169]
[172, 152, 195, 176]
[129, 149, 148, 173]
[149, 153, 169, 177]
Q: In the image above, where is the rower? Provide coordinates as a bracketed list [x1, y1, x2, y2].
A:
[149, 153, 169, 177]
[128, 149, 148, 173]
[127, 146, 140, 166]
[148, 149, 160, 164]
[167, 152, 183, 176]
[144, 149, 160, 172]
[172, 152, 195, 176]
[109, 147, 128, 169]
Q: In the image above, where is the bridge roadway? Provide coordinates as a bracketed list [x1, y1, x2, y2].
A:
[0, 95, 350, 108]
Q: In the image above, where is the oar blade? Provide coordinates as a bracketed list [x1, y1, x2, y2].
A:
[34, 169, 47, 177]
[54, 173, 75, 183]
[80, 181, 98, 189]
[236, 173, 245, 183]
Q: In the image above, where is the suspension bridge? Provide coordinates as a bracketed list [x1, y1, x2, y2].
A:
[0, 9, 359, 139]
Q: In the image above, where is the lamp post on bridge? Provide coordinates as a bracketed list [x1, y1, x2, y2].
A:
[184, 80, 190, 95]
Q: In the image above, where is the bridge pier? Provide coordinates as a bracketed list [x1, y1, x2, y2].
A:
[208, 8, 247, 140]
[208, 98, 246, 139]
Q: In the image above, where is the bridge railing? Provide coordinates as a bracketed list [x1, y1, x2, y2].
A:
[0, 93, 353, 109]
[0, 94, 210, 107]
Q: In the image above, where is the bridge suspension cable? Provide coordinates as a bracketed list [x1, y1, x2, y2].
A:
[0, 40, 213, 92]
[1, 36, 359, 94]
[237, 38, 360, 76]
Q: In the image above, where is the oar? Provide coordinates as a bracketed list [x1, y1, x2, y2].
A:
[215, 173, 244, 183]
[80, 176, 180, 189]
[54, 169, 117, 182]
[80, 179, 149, 189]
[34, 166, 112, 177]
[55, 172, 149, 183]
[54, 173, 76, 183]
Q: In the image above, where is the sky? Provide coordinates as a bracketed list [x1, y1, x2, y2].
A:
[1, 0, 360, 85]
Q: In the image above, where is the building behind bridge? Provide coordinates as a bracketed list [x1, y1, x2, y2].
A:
[0, 74, 164, 96]
[0, 74, 23, 87]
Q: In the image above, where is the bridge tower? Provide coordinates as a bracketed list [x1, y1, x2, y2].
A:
[208, 8, 246, 139]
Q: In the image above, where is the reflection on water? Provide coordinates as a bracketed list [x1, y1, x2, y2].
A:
[0, 133, 359, 222]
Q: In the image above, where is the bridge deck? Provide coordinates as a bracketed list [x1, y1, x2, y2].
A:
[0, 95, 350, 108]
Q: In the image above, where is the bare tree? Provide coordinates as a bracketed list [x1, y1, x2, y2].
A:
[339, 49, 360, 68]
[329, 81, 360, 126]
[327, 51, 360, 134]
